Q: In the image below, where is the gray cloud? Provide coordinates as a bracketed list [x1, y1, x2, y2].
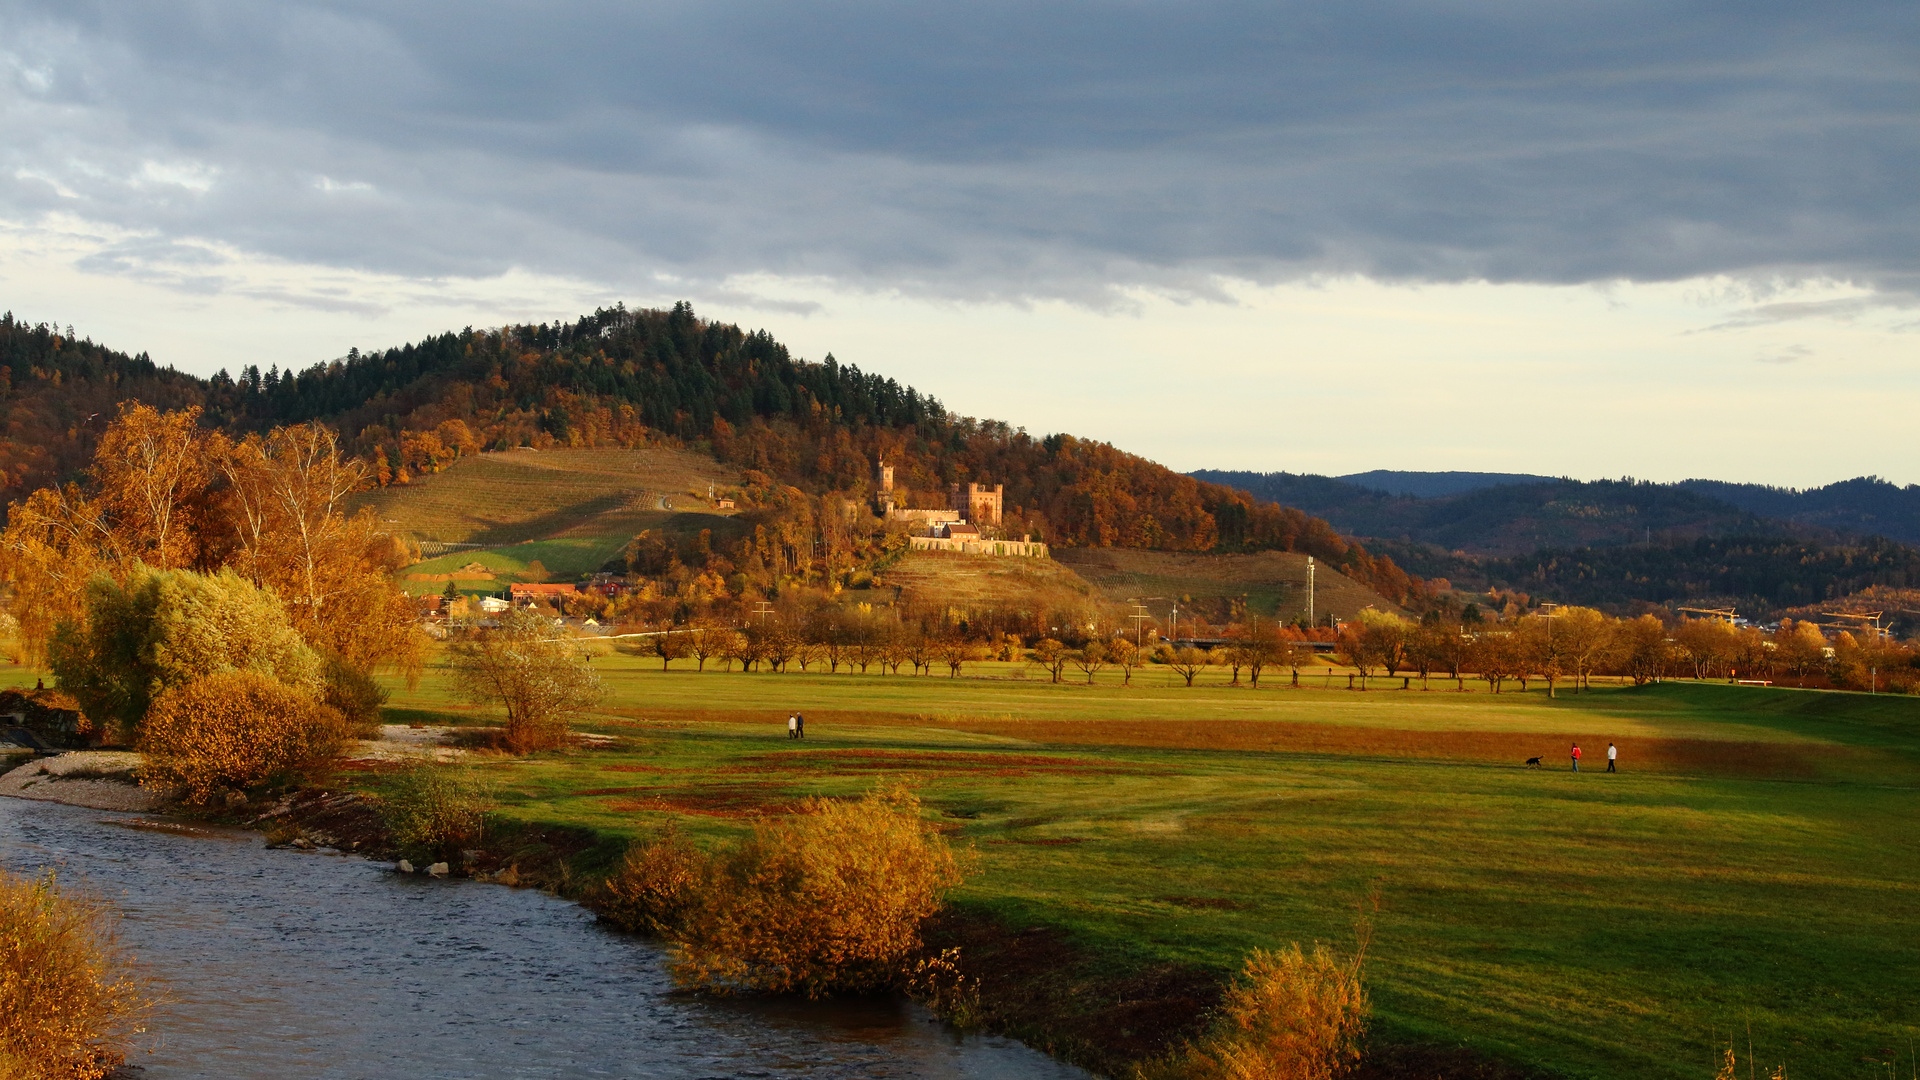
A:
[0, 0, 1914, 303]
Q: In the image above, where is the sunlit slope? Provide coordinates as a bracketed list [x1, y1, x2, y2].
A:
[1055, 547, 1403, 623]
[350, 447, 737, 547]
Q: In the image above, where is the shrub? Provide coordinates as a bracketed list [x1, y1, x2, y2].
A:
[601, 823, 705, 936]
[137, 670, 347, 804]
[662, 787, 967, 997]
[0, 870, 150, 1080]
[1142, 943, 1369, 1080]
[50, 567, 321, 741]
[321, 652, 389, 738]
[378, 763, 496, 863]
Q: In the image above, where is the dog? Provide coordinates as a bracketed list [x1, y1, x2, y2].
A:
[1523, 756, 1543, 768]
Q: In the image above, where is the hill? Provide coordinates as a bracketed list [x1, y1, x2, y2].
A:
[1190, 470, 1771, 556]
[1334, 469, 1556, 498]
[1678, 476, 1920, 545]
[0, 304, 1426, 609]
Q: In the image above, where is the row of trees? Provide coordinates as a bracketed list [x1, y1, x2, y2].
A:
[605, 602, 1917, 695]
[1321, 608, 1914, 695]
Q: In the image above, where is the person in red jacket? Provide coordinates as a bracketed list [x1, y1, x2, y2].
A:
[1570, 743, 1582, 772]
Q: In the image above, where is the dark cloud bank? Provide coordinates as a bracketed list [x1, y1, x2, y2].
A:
[1, 0, 1914, 302]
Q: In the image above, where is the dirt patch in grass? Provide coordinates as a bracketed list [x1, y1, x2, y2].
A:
[602, 782, 807, 817]
[922, 719, 1851, 779]
[1160, 895, 1246, 910]
[730, 748, 1167, 779]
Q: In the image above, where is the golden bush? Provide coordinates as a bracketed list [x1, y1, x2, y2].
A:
[664, 787, 968, 997]
[138, 670, 347, 804]
[1143, 943, 1369, 1080]
[601, 823, 705, 937]
[0, 870, 150, 1080]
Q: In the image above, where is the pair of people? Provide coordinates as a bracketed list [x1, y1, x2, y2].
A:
[787, 713, 806, 740]
[1570, 743, 1618, 772]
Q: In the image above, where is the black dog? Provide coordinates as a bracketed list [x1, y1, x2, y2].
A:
[1524, 756, 1543, 768]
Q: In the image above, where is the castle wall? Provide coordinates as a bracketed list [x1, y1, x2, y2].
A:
[908, 536, 1050, 557]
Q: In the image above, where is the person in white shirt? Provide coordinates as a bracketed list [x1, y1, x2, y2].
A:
[1606, 743, 1618, 772]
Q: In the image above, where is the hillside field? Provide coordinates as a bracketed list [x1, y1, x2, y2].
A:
[1056, 547, 1404, 624]
[869, 550, 1108, 616]
[366, 657, 1920, 1080]
[352, 446, 742, 594]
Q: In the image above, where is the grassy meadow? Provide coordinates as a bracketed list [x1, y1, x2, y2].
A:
[364, 655, 1920, 1080]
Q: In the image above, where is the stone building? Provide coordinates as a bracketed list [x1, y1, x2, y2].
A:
[948, 482, 1003, 526]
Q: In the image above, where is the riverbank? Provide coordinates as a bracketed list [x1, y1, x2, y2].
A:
[0, 750, 163, 812]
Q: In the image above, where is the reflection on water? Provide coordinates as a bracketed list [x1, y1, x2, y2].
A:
[0, 798, 1087, 1080]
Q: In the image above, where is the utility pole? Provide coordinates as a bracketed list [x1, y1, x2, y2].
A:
[1127, 598, 1161, 647]
[1537, 602, 1562, 699]
[1306, 556, 1315, 628]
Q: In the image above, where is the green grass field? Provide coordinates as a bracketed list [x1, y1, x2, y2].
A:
[371, 656, 1920, 1080]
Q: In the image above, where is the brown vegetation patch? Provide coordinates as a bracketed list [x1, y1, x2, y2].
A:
[249, 788, 394, 854]
[921, 907, 1221, 1077]
[1160, 895, 1247, 910]
[922, 719, 1848, 779]
[603, 782, 804, 817]
[600, 763, 680, 774]
[730, 748, 1163, 778]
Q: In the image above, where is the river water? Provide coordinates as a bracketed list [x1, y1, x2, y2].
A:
[0, 798, 1088, 1080]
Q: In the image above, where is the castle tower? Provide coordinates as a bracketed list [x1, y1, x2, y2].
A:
[875, 459, 895, 513]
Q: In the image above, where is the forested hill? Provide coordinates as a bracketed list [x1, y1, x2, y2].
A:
[1676, 477, 1920, 546]
[0, 304, 1426, 606]
[1189, 470, 1775, 556]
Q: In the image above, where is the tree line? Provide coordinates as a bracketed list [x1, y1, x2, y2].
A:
[600, 601, 1916, 696]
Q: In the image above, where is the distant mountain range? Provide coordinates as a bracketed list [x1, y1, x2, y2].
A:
[1192, 469, 1920, 625]
[1196, 470, 1920, 551]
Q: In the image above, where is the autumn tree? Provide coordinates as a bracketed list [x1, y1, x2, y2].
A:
[1555, 606, 1614, 692]
[1773, 620, 1828, 687]
[653, 630, 691, 671]
[1072, 639, 1110, 684]
[218, 424, 422, 679]
[446, 608, 603, 753]
[1030, 638, 1069, 683]
[0, 486, 113, 665]
[1168, 646, 1211, 687]
[1617, 615, 1674, 686]
[90, 402, 211, 571]
[1673, 617, 1737, 680]
[1111, 638, 1142, 685]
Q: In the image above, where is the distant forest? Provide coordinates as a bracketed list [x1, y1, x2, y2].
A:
[0, 306, 1426, 606]
[1197, 469, 1920, 621]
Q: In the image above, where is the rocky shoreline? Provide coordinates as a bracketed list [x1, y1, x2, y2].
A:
[0, 751, 165, 812]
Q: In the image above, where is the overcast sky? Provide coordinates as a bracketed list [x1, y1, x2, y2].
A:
[1, 1, 1915, 486]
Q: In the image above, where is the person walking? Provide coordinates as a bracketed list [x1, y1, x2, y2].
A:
[796, 713, 805, 740]
[787, 714, 798, 740]
[1570, 743, 1582, 772]
[1606, 742, 1617, 772]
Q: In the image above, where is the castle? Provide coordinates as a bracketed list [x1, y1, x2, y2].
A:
[875, 459, 1047, 557]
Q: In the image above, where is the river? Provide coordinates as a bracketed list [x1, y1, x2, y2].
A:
[0, 797, 1089, 1080]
